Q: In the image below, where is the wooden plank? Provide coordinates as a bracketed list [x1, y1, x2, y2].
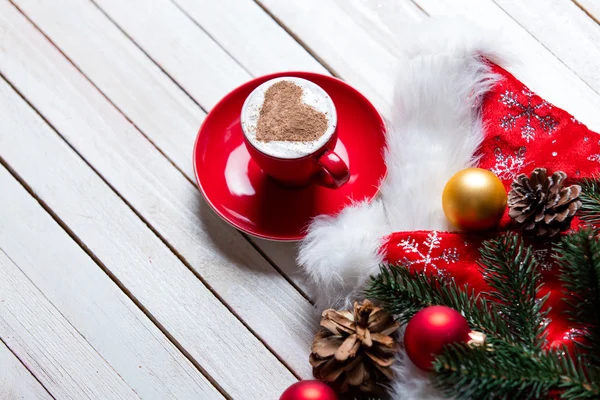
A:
[249, 240, 311, 296]
[0, 161, 223, 398]
[409, 0, 600, 131]
[0, 72, 296, 398]
[575, 0, 600, 23]
[331, 0, 425, 55]
[0, 247, 137, 399]
[0, 341, 52, 400]
[493, 0, 600, 97]
[171, 0, 328, 76]
[0, 0, 313, 383]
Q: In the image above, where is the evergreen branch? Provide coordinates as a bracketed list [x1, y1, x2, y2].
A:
[554, 349, 600, 399]
[433, 340, 555, 400]
[433, 340, 600, 400]
[478, 233, 549, 349]
[579, 177, 600, 226]
[554, 228, 600, 366]
[366, 265, 515, 341]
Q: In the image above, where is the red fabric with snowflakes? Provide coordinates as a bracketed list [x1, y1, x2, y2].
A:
[480, 65, 600, 229]
[382, 65, 598, 349]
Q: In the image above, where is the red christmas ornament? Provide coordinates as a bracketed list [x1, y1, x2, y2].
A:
[404, 305, 471, 371]
[279, 381, 338, 400]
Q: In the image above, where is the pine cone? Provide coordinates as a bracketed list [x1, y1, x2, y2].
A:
[508, 168, 581, 238]
[309, 300, 399, 393]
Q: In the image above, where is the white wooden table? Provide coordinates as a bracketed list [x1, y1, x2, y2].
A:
[1, 1, 599, 398]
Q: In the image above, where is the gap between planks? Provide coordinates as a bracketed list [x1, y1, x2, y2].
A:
[166, 0, 254, 77]
[89, 0, 209, 115]
[0, 247, 139, 399]
[0, 337, 55, 400]
[573, 0, 600, 25]
[252, 0, 340, 77]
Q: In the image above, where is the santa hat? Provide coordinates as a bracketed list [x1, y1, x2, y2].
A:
[298, 19, 600, 399]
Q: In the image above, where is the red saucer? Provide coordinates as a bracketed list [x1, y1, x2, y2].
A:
[193, 72, 387, 241]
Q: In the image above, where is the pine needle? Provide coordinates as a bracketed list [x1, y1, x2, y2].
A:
[579, 177, 600, 226]
[478, 233, 550, 350]
[554, 228, 600, 365]
[433, 340, 600, 400]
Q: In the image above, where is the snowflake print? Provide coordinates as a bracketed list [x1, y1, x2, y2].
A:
[588, 154, 600, 163]
[533, 249, 553, 272]
[398, 231, 459, 274]
[490, 147, 530, 181]
[499, 89, 559, 142]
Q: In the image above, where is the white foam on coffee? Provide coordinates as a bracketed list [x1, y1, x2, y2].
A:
[241, 77, 337, 159]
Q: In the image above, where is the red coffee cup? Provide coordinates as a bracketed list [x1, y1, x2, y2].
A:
[240, 77, 349, 188]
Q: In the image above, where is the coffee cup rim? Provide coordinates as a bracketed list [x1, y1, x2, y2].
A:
[240, 76, 338, 160]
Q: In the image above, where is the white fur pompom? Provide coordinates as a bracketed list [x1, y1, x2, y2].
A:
[298, 199, 390, 311]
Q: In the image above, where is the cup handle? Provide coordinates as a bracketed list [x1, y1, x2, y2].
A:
[316, 150, 350, 188]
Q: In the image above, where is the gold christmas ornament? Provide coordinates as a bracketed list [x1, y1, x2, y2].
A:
[309, 300, 399, 393]
[442, 168, 507, 231]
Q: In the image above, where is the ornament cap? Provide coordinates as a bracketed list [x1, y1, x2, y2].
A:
[467, 331, 487, 348]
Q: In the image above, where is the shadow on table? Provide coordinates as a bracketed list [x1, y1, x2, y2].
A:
[194, 192, 302, 281]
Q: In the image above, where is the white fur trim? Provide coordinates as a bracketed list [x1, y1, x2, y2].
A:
[299, 17, 510, 399]
[382, 35, 503, 232]
[299, 17, 507, 304]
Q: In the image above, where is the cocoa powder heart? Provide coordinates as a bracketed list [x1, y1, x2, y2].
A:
[256, 80, 328, 142]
